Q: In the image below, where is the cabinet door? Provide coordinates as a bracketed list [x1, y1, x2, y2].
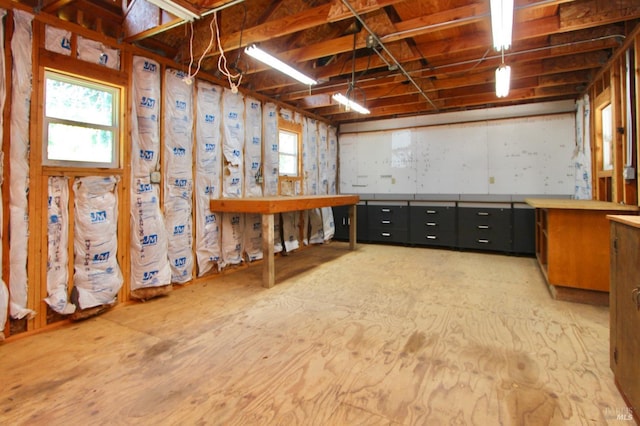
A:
[513, 206, 535, 254]
[611, 222, 640, 412]
[332, 206, 349, 240]
[332, 204, 368, 242]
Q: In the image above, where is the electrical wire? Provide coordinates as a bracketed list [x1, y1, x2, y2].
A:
[214, 12, 243, 92]
[184, 16, 217, 84]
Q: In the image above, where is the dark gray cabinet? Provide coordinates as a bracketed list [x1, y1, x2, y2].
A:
[367, 202, 408, 243]
[332, 203, 368, 242]
[333, 197, 537, 255]
[409, 202, 456, 247]
[512, 204, 535, 254]
[458, 203, 512, 252]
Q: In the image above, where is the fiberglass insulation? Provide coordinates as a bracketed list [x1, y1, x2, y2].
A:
[72, 176, 123, 309]
[195, 81, 224, 275]
[130, 56, 171, 291]
[164, 69, 194, 283]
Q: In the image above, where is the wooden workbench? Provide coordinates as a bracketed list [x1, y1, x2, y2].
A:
[525, 198, 638, 304]
[210, 195, 360, 288]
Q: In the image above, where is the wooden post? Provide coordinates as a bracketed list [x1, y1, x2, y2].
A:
[348, 204, 357, 250]
[261, 213, 275, 288]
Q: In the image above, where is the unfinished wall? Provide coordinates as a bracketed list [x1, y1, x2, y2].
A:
[0, 8, 337, 338]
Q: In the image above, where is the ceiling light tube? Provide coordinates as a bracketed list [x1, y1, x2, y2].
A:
[495, 64, 511, 98]
[490, 0, 514, 51]
[244, 45, 317, 86]
[332, 93, 370, 114]
[146, 0, 200, 21]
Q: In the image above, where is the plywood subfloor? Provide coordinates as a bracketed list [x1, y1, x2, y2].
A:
[0, 243, 633, 425]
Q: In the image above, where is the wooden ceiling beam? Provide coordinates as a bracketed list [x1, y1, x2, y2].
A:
[189, 0, 407, 60]
[245, 1, 632, 98]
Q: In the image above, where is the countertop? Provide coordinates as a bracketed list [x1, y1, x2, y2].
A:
[524, 198, 639, 211]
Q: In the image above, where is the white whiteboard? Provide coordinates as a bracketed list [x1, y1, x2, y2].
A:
[339, 113, 575, 195]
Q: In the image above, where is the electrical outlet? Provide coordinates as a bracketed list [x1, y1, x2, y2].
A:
[150, 171, 161, 183]
[623, 167, 635, 180]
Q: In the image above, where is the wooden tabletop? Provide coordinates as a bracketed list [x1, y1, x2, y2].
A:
[607, 214, 640, 228]
[210, 194, 360, 214]
[524, 198, 639, 211]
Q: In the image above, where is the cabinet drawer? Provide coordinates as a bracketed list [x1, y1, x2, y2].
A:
[458, 228, 512, 251]
[458, 207, 511, 229]
[368, 204, 408, 226]
[410, 229, 456, 246]
[409, 206, 455, 230]
[458, 205, 512, 251]
[368, 228, 408, 243]
[409, 205, 456, 246]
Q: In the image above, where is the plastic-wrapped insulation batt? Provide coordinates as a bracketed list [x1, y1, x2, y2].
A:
[321, 122, 336, 240]
[262, 103, 283, 253]
[164, 69, 194, 283]
[0, 8, 8, 337]
[72, 176, 123, 309]
[9, 10, 35, 320]
[130, 56, 171, 290]
[46, 177, 75, 314]
[243, 97, 263, 261]
[195, 81, 224, 275]
[304, 118, 323, 244]
[221, 88, 245, 265]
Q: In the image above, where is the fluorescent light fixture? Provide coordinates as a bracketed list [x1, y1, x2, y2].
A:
[146, 0, 200, 22]
[495, 64, 511, 98]
[490, 0, 514, 51]
[244, 44, 317, 86]
[332, 93, 370, 115]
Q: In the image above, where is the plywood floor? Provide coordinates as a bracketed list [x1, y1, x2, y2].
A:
[0, 243, 633, 425]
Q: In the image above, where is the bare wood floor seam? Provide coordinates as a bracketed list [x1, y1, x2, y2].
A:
[0, 243, 632, 425]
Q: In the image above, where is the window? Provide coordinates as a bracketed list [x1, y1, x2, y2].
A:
[279, 129, 299, 176]
[278, 121, 302, 195]
[601, 103, 613, 171]
[43, 71, 120, 168]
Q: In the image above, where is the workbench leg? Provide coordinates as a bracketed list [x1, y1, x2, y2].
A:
[348, 204, 357, 250]
[262, 213, 275, 288]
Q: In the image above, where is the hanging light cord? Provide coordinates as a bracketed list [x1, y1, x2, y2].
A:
[345, 30, 367, 108]
[185, 17, 217, 84]
[214, 11, 243, 92]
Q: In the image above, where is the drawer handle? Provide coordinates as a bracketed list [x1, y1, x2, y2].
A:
[381, 232, 391, 237]
[632, 288, 640, 310]
[426, 235, 437, 240]
[477, 239, 490, 244]
[477, 212, 490, 216]
[342, 218, 346, 226]
[477, 225, 490, 229]
[381, 208, 391, 213]
[426, 210, 437, 214]
[426, 222, 437, 226]
[381, 220, 391, 224]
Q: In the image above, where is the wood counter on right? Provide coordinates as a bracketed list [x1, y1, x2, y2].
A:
[525, 198, 639, 305]
[607, 215, 640, 422]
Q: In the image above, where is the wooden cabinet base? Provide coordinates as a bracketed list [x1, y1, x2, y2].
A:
[546, 283, 609, 306]
[526, 199, 638, 305]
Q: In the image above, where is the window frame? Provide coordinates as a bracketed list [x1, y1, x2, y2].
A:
[277, 119, 303, 195]
[42, 70, 121, 169]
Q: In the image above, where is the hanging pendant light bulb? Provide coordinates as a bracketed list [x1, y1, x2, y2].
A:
[495, 63, 511, 98]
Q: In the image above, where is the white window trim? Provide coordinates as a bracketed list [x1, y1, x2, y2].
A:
[42, 70, 120, 169]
